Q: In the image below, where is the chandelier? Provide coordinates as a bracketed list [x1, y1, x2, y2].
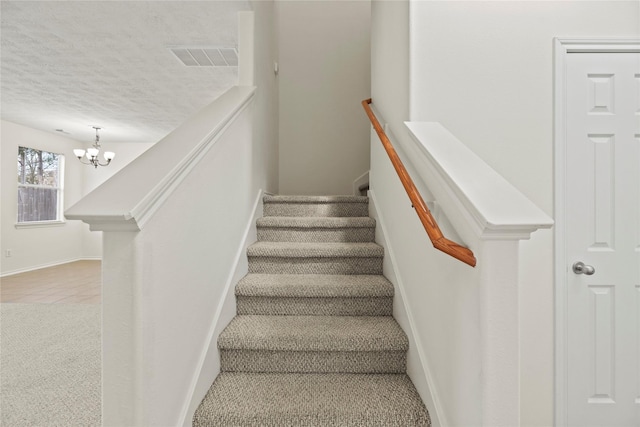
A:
[73, 126, 115, 168]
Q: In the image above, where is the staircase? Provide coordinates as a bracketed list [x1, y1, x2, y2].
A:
[193, 195, 430, 426]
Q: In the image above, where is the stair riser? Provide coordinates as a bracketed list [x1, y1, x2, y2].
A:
[264, 203, 368, 217]
[257, 227, 375, 243]
[237, 296, 393, 316]
[220, 350, 406, 374]
[248, 257, 383, 275]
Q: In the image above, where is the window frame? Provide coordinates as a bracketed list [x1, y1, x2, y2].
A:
[16, 146, 65, 227]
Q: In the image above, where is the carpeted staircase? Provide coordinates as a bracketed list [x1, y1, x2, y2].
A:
[193, 195, 430, 426]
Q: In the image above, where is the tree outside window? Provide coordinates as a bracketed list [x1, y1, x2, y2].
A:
[17, 147, 64, 223]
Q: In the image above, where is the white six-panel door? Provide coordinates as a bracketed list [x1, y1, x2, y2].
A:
[564, 50, 640, 427]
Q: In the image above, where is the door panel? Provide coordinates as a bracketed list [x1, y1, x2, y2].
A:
[566, 52, 640, 427]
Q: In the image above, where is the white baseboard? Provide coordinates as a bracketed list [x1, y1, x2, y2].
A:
[0, 257, 102, 278]
[179, 189, 264, 427]
[368, 189, 445, 427]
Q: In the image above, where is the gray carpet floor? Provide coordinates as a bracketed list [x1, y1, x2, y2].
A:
[0, 303, 101, 426]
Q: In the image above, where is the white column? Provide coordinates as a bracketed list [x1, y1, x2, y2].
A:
[478, 239, 521, 426]
[102, 231, 144, 426]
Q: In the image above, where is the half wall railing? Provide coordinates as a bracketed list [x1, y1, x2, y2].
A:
[364, 96, 554, 427]
[65, 86, 261, 427]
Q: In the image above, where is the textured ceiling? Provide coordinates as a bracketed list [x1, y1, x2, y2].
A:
[1, 0, 250, 143]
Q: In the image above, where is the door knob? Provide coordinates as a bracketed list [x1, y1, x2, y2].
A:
[572, 261, 595, 275]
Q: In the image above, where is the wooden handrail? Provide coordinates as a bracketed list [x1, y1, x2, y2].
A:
[362, 98, 476, 267]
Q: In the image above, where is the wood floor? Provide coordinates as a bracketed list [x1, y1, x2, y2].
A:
[0, 260, 101, 304]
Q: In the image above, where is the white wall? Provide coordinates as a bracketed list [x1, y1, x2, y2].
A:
[369, 140, 484, 427]
[0, 119, 154, 275]
[409, 2, 638, 425]
[370, 2, 483, 425]
[186, 3, 280, 422]
[250, 0, 279, 194]
[1, 120, 85, 275]
[370, 1, 452, 423]
[370, 0, 408, 140]
[277, 0, 371, 195]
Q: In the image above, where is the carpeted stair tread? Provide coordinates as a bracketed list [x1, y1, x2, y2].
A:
[193, 372, 430, 427]
[257, 217, 376, 243]
[257, 216, 375, 228]
[218, 315, 408, 352]
[248, 242, 383, 258]
[263, 195, 369, 217]
[236, 274, 394, 298]
[264, 195, 369, 204]
[235, 274, 393, 315]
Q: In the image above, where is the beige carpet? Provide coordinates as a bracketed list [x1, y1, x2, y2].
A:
[194, 195, 430, 426]
[0, 303, 100, 426]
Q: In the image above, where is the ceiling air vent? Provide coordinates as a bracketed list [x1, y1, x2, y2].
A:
[169, 47, 238, 67]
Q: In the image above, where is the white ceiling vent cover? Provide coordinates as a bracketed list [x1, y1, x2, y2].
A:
[169, 47, 238, 67]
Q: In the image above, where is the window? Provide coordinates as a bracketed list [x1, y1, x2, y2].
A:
[17, 147, 64, 223]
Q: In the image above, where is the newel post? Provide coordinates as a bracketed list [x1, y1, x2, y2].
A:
[476, 238, 522, 426]
[100, 230, 145, 426]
